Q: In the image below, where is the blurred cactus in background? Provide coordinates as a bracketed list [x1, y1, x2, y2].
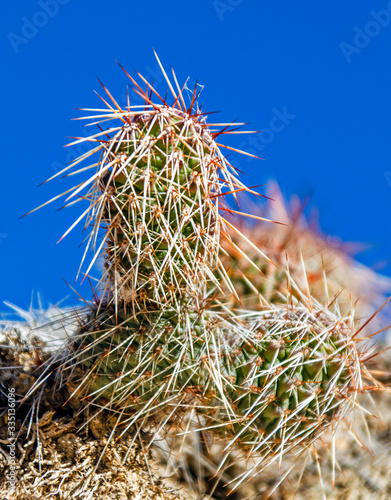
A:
[223, 182, 391, 327]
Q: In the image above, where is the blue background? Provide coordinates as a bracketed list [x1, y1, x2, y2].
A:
[1, 0, 390, 312]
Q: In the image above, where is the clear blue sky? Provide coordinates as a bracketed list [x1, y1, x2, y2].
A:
[1, 0, 391, 311]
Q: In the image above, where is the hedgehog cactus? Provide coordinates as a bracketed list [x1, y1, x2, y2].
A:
[30, 53, 384, 495]
[57, 57, 260, 315]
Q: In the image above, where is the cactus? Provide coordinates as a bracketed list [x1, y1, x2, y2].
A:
[50, 56, 266, 315]
[25, 53, 386, 496]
